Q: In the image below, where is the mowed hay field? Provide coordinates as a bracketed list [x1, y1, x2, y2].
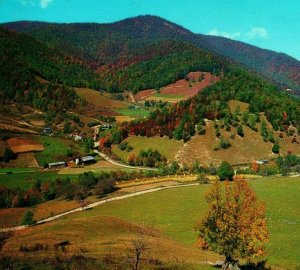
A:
[3, 177, 300, 268]
[112, 135, 184, 162]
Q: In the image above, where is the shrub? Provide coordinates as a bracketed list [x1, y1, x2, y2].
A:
[237, 125, 244, 137]
[22, 210, 36, 226]
[272, 144, 280, 154]
[217, 161, 234, 181]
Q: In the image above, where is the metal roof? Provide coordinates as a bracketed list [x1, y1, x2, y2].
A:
[48, 161, 66, 166]
[81, 156, 95, 162]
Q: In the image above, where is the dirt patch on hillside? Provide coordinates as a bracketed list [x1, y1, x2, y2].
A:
[7, 137, 44, 154]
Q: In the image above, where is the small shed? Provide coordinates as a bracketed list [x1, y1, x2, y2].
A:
[48, 161, 67, 169]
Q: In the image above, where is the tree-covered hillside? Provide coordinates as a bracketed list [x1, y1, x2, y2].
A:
[124, 68, 300, 140]
[98, 41, 227, 93]
[0, 27, 95, 111]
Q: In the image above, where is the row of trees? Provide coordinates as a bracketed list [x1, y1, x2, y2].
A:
[128, 149, 167, 167]
[0, 172, 116, 209]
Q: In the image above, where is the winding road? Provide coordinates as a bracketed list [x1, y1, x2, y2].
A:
[1, 182, 199, 232]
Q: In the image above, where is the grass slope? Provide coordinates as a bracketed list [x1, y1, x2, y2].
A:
[3, 177, 300, 268]
[34, 135, 85, 166]
[112, 135, 184, 162]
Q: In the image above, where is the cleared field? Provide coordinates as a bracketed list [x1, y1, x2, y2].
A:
[112, 135, 184, 162]
[33, 135, 85, 166]
[145, 93, 186, 103]
[7, 137, 44, 154]
[114, 115, 135, 122]
[176, 121, 275, 166]
[75, 88, 129, 110]
[138, 72, 220, 103]
[3, 177, 300, 268]
[228, 100, 249, 113]
[0, 170, 77, 190]
[116, 108, 150, 118]
[58, 160, 140, 175]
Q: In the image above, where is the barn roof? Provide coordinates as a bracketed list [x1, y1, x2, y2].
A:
[81, 156, 95, 162]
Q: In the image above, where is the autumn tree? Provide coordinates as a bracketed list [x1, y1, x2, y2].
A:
[196, 177, 268, 268]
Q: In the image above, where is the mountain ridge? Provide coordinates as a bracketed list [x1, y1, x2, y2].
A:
[3, 15, 300, 92]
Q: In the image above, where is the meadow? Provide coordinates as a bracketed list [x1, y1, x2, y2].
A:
[112, 135, 184, 162]
[3, 176, 300, 268]
[116, 107, 150, 118]
[34, 135, 85, 166]
[0, 170, 77, 190]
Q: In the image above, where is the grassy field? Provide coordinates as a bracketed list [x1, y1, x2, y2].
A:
[112, 135, 184, 162]
[116, 107, 150, 118]
[4, 176, 300, 268]
[33, 135, 85, 166]
[0, 170, 77, 190]
[0, 167, 40, 173]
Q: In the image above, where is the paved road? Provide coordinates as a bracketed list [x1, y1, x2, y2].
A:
[1, 183, 199, 232]
[94, 149, 158, 171]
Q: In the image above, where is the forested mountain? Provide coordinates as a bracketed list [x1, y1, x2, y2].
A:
[3, 15, 300, 92]
[0, 26, 100, 111]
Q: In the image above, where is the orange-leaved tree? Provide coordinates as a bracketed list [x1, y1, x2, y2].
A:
[196, 176, 268, 267]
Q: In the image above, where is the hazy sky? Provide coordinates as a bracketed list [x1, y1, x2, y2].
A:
[1, 0, 299, 60]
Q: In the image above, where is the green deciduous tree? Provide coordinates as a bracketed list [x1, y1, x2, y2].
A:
[218, 161, 234, 181]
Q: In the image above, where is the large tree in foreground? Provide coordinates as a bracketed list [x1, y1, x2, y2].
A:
[196, 176, 268, 268]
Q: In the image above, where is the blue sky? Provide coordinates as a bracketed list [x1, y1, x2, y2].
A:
[1, 0, 299, 60]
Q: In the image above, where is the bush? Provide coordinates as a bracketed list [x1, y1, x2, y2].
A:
[217, 161, 234, 181]
[272, 144, 280, 154]
[237, 125, 244, 137]
[22, 210, 36, 226]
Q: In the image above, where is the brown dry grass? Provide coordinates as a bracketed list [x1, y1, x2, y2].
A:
[0, 208, 27, 228]
[228, 100, 249, 113]
[7, 137, 44, 154]
[75, 88, 129, 110]
[176, 121, 275, 166]
[3, 215, 219, 265]
[0, 123, 37, 134]
[114, 115, 135, 122]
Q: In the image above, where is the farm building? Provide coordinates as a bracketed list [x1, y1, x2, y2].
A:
[256, 159, 268, 165]
[48, 161, 67, 169]
[75, 156, 95, 165]
[42, 127, 53, 135]
[100, 123, 112, 131]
